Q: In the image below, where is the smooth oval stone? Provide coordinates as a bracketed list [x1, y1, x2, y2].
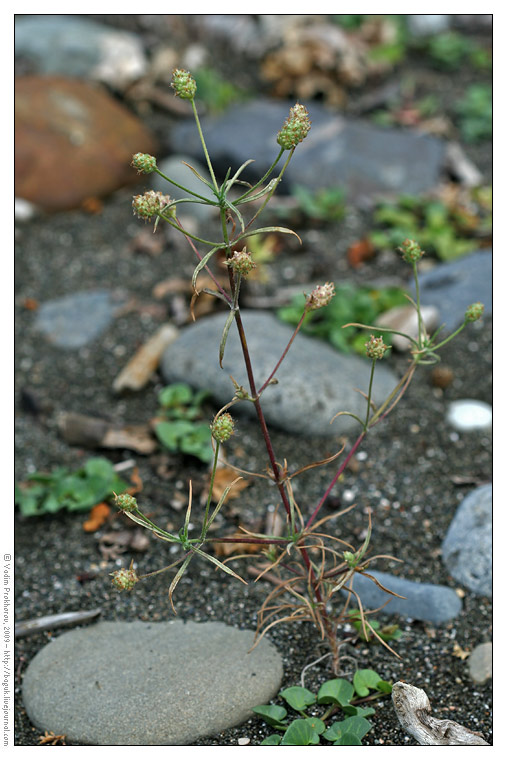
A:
[160, 310, 398, 436]
[341, 570, 462, 624]
[442, 483, 492, 597]
[446, 399, 492, 431]
[22, 620, 283, 745]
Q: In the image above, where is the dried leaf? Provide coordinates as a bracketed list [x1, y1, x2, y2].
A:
[83, 502, 111, 533]
[214, 530, 261, 558]
[452, 642, 470, 660]
[112, 325, 179, 392]
[208, 465, 251, 504]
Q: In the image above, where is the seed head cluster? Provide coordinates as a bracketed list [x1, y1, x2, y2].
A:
[306, 282, 335, 311]
[277, 103, 311, 150]
[132, 190, 171, 221]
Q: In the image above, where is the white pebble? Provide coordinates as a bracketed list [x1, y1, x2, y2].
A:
[238, 737, 250, 745]
[447, 400, 492, 431]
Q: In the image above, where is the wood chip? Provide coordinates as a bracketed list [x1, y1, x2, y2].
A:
[113, 324, 179, 392]
[58, 412, 157, 455]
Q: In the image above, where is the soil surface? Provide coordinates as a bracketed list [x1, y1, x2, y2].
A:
[14, 15, 492, 746]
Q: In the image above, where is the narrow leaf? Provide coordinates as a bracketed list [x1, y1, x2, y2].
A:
[219, 309, 236, 368]
[191, 246, 220, 291]
[192, 547, 248, 584]
[236, 226, 302, 245]
[168, 555, 193, 613]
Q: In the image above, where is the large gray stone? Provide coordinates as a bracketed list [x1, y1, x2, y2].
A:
[170, 99, 445, 203]
[15, 15, 147, 89]
[343, 570, 462, 624]
[160, 310, 398, 436]
[22, 620, 283, 746]
[441, 484, 492, 597]
[34, 290, 127, 349]
[411, 250, 492, 334]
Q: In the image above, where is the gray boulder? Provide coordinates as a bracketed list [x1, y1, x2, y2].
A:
[441, 484, 492, 597]
[160, 310, 398, 436]
[22, 620, 283, 745]
[171, 99, 445, 204]
[344, 570, 462, 625]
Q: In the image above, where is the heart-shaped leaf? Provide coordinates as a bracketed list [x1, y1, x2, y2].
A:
[280, 719, 320, 745]
[280, 686, 316, 711]
[317, 678, 354, 706]
[353, 669, 383, 697]
[252, 704, 287, 729]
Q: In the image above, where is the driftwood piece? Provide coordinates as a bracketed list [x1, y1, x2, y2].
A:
[58, 412, 157, 454]
[391, 682, 489, 745]
[112, 324, 179, 392]
[15, 608, 102, 638]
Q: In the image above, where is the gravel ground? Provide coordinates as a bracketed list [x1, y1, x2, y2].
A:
[14, 15, 492, 746]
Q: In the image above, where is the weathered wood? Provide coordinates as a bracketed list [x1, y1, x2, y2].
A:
[391, 682, 489, 745]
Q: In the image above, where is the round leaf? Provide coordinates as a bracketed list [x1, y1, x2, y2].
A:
[280, 719, 319, 746]
[317, 678, 354, 706]
[353, 668, 382, 697]
[280, 686, 316, 711]
[252, 704, 287, 729]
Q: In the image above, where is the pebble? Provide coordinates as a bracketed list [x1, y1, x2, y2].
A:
[375, 304, 440, 351]
[407, 15, 450, 37]
[411, 250, 492, 334]
[467, 642, 492, 684]
[160, 310, 398, 436]
[446, 400, 492, 432]
[15, 76, 156, 211]
[15, 15, 147, 89]
[342, 570, 462, 624]
[34, 290, 128, 349]
[22, 620, 283, 745]
[170, 99, 445, 204]
[441, 484, 492, 597]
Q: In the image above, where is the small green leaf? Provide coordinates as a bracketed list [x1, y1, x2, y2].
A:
[353, 669, 383, 697]
[155, 420, 196, 451]
[323, 716, 372, 742]
[158, 383, 194, 408]
[305, 716, 326, 735]
[280, 719, 319, 746]
[317, 678, 354, 706]
[342, 705, 376, 718]
[260, 734, 282, 745]
[279, 686, 316, 711]
[252, 704, 287, 729]
[376, 680, 393, 694]
[333, 732, 362, 745]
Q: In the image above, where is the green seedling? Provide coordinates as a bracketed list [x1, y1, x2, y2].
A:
[15, 457, 128, 517]
[254, 669, 391, 745]
[193, 67, 248, 113]
[278, 283, 407, 354]
[289, 185, 346, 224]
[424, 31, 491, 72]
[369, 192, 490, 261]
[455, 84, 492, 143]
[154, 383, 213, 463]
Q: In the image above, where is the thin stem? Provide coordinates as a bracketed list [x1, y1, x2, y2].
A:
[428, 320, 467, 352]
[258, 307, 309, 395]
[154, 167, 217, 204]
[191, 99, 219, 194]
[241, 147, 295, 234]
[364, 360, 376, 430]
[201, 443, 220, 540]
[174, 217, 232, 305]
[234, 147, 285, 203]
[160, 213, 221, 247]
[305, 432, 366, 532]
[413, 261, 423, 346]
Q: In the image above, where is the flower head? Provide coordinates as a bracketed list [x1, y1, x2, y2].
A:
[111, 565, 139, 591]
[365, 335, 390, 360]
[464, 302, 485, 323]
[226, 248, 256, 277]
[171, 69, 197, 100]
[306, 282, 335, 311]
[211, 413, 235, 443]
[131, 153, 157, 174]
[114, 493, 138, 513]
[277, 103, 311, 150]
[132, 190, 172, 221]
[398, 239, 425, 263]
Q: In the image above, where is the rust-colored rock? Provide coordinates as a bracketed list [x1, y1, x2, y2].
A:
[15, 76, 157, 211]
